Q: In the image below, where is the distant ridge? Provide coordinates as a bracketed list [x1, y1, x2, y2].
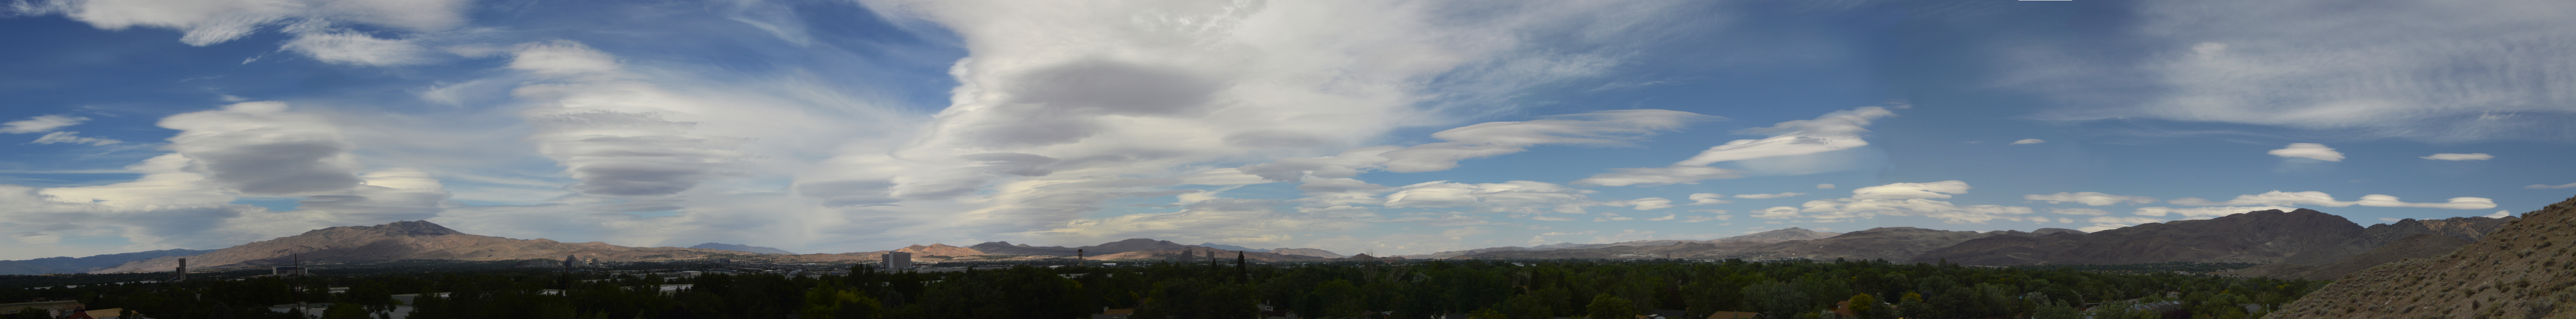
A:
[94, 221, 747, 273]
[1194, 242, 1269, 252]
[689, 242, 796, 255]
[0, 249, 214, 275]
[1909, 208, 2377, 266]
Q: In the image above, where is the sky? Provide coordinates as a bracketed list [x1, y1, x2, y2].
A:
[2, 0, 2572, 260]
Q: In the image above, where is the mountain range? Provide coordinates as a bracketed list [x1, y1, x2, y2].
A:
[20, 206, 2515, 276]
[690, 242, 796, 255]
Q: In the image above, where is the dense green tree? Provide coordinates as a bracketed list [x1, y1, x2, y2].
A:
[1585, 293, 1635, 319]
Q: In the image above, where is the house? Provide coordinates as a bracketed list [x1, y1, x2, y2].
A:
[1703, 311, 1759, 319]
[0, 300, 83, 318]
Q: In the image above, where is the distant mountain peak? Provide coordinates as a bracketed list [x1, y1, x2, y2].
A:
[347, 220, 463, 236]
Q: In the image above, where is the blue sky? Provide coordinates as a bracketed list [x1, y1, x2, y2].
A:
[2, 0, 2571, 259]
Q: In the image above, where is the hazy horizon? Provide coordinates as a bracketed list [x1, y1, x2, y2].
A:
[4, 0, 2573, 260]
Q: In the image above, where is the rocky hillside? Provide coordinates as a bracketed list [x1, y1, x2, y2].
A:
[2225, 233, 2471, 281]
[2271, 196, 2576, 319]
[1910, 208, 2372, 266]
[95, 221, 747, 273]
[2360, 216, 2518, 247]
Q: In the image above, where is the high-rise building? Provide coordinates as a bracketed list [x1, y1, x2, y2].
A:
[881, 252, 913, 269]
[174, 258, 187, 282]
[564, 255, 577, 268]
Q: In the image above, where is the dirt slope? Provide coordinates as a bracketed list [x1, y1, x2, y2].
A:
[2225, 233, 2470, 280]
[2270, 196, 2576, 319]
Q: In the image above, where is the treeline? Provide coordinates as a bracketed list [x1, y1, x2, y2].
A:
[3, 259, 2324, 319]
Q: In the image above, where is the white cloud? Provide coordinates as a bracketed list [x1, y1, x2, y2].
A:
[1573, 106, 1896, 186]
[1680, 213, 1731, 222]
[2014, 0, 2576, 142]
[506, 41, 754, 197]
[1732, 192, 1807, 199]
[29, 131, 122, 145]
[2169, 190, 2346, 206]
[2352, 195, 2496, 209]
[1644, 213, 1676, 221]
[15, 0, 471, 69]
[38, 154, 234, 206]
[1382, 109, 1716, 173]
[1676, 106, 1896, 166]
[1816, 184, 1835, 189]
[1793, 198, 2037, 224]
[1755, 181, 2036, 224]
[158, 101, 365, 196]
[2056, 217, 2073, 223]
[2420, 153, 2493, 160]
[2530, 182, 2576, 189]
[508, 41, 625, 76]
[281, 32, 433, 66]
[2169, 190, 2494, 209]
[1601, 197, 1674, 211]
[2046, 208, 2111, 216]
[1685, 193, 1732, 205]
[1, 115, 87, 134]
[1570, 165, 1744, 187]
[2379, 217, 2403, 222]
[1382, 180, 1596, 215]
[2010, 139, 2045, 145]
[1849, 180, 1971, 200]
[2023, 192, 2158, 206]
[1752, 206, 1803, 219]
[2267, 143, 2345, 161]
[2484, 210, 2511, 218]
[1235, 146, 1401, 182]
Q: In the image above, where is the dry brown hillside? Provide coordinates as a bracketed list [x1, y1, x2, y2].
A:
[98, 221, 746, 273]
[2225, 233, 2470, 281]
[2270, 196, 2576, 319]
